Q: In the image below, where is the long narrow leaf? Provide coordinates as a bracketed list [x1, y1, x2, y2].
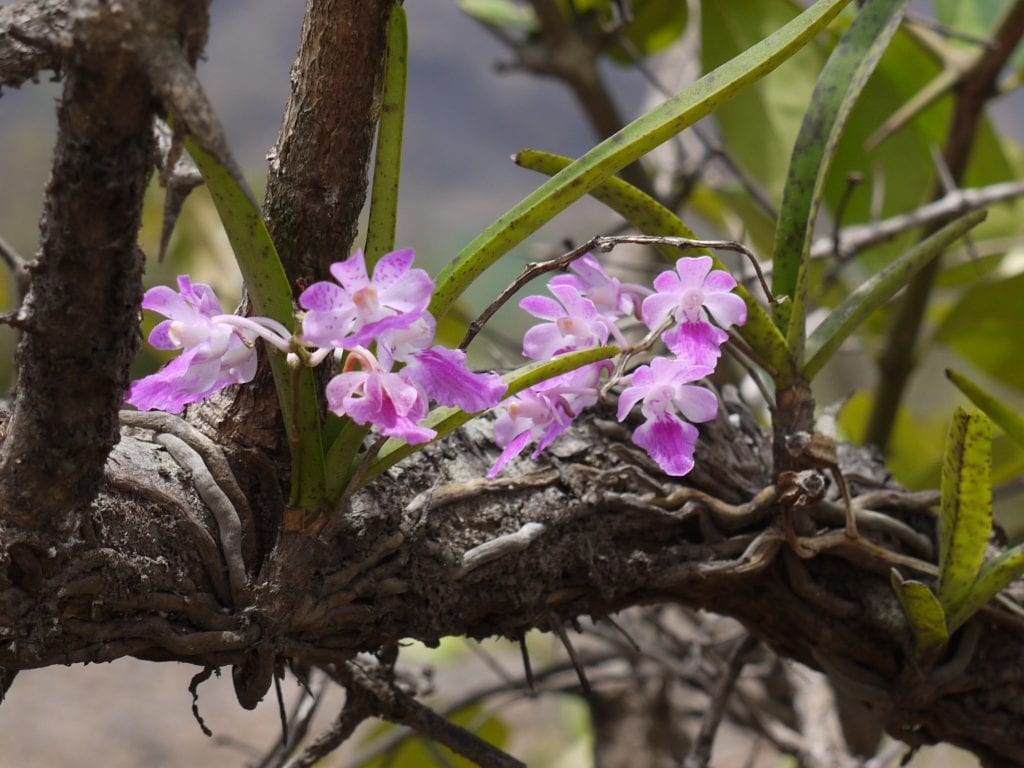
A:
[938, 407, 993, 614]
[364, 6, 408, 266]
[947, 544, 1024, 632]
[355, 345, 620, 489]
[771, 0, 910, 362]
[186, 140, 326, 507]
[803, 209, 987, 379]
[429, 0, 854, 323]
[515, 149, 794, 381]
[946, 368, 1024, 449]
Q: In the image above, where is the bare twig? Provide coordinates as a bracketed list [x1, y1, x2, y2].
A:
[460, 239, 595, 349]
[338, 661, 527, 768]
[592, 235, 774, 304]
[284, 696, 369, 768]
[868, 0, 1024, 449]
[255, 669, 330, 768]
[904, 11, 997, 49]
[0, 234, 29, 298]
[684, 634, 759, 768]
[519, 0, 653, 194]
[809, 179, 1024, 262]
[461, 233, 772, 350]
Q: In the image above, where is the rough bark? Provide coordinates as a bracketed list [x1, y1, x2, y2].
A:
[263, 0, 396, 283]
[0, 0, 210, 528]
[3, 392, 1024, 764]
[0, 0, 68, 91]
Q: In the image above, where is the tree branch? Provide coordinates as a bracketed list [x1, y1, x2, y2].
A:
[867, 0, 1024, 449]
[3, 391, 1024, 763]
[0, 0, 211, 527]
[263, 0, 397, 283]
[0, 0, 69, 91]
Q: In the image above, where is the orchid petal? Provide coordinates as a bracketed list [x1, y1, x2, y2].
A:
[371, 247, 416, 289]
[633, 413, 699, 476]
[672, 256, 713, 289]
[487, 431, 533, 478]
[405, 347, 508, 412]
[663, 322, 728, 367]
[703, 292, 748, 329]
[299, 281, 349, 312]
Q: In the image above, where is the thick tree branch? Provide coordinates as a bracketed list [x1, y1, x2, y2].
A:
[263, 0, 397, 283]
[0, 0, 69, 91]
[0, 0, 214, 527]
[3, 393, 1023, 764]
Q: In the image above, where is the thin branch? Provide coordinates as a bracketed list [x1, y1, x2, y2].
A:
[684, 634, 759, 768]
[809, 178, 1024, 262]
[0, 234, 29, 299]
[867, 0, 1024, 449]
[284, 696, 369, 768]
[461, 234, 772, 350]
[904, 11, 997, 50]
[515, 0, 653, 194]
[340, 661, 527, 768]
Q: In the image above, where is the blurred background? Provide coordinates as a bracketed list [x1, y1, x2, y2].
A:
[1, 0, 1022, 765]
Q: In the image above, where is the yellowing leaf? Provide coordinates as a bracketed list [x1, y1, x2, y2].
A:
[938, 408, 993, 614]
[891, 569, 949, 658]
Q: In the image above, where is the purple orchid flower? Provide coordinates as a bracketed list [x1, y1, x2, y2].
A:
[520, 283, 610, 360]
[126, 276, 291, 413]
[641, 256, 746, 366]
[299, 248, 434, 349]
[488, 361, 610, 477]
[375, 313, 508, 414]
[616, 356, 718, 476]
[549, 253, 649, 321]
[401, 346, 508, 414]
[326, 346, 436, 445]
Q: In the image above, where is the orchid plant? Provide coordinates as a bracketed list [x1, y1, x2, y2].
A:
[131, 0, 946, 518]
[128, 245, 746, 491]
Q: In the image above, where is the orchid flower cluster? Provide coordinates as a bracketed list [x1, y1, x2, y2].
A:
[127, 249, 507, 445]
[488, 254, 746, 478]
[127, 248, 746, 480]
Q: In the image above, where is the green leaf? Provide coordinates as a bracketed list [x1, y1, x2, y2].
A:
[185, 140, 326, 508]
[514, 148, 794, 382]
[364, 5, 408, 266]
[429, 0, 855, 324]
[946, 544, 1024, 632]
[701, 0, 830, 202]
[459, 0, 539, 30]
[935, 272, 1024, 390]
[356, 345, 619, 489]
[803, 208, 987, 379]
[938, 407, 993, 614]
[933, 0, 998, 33]
[946, 369, 1024, 449]
[891, 569, 950, 657]
[770, 0, 910, 362]
[864, 65, 965, 150]
[608, 0, 688, 62]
